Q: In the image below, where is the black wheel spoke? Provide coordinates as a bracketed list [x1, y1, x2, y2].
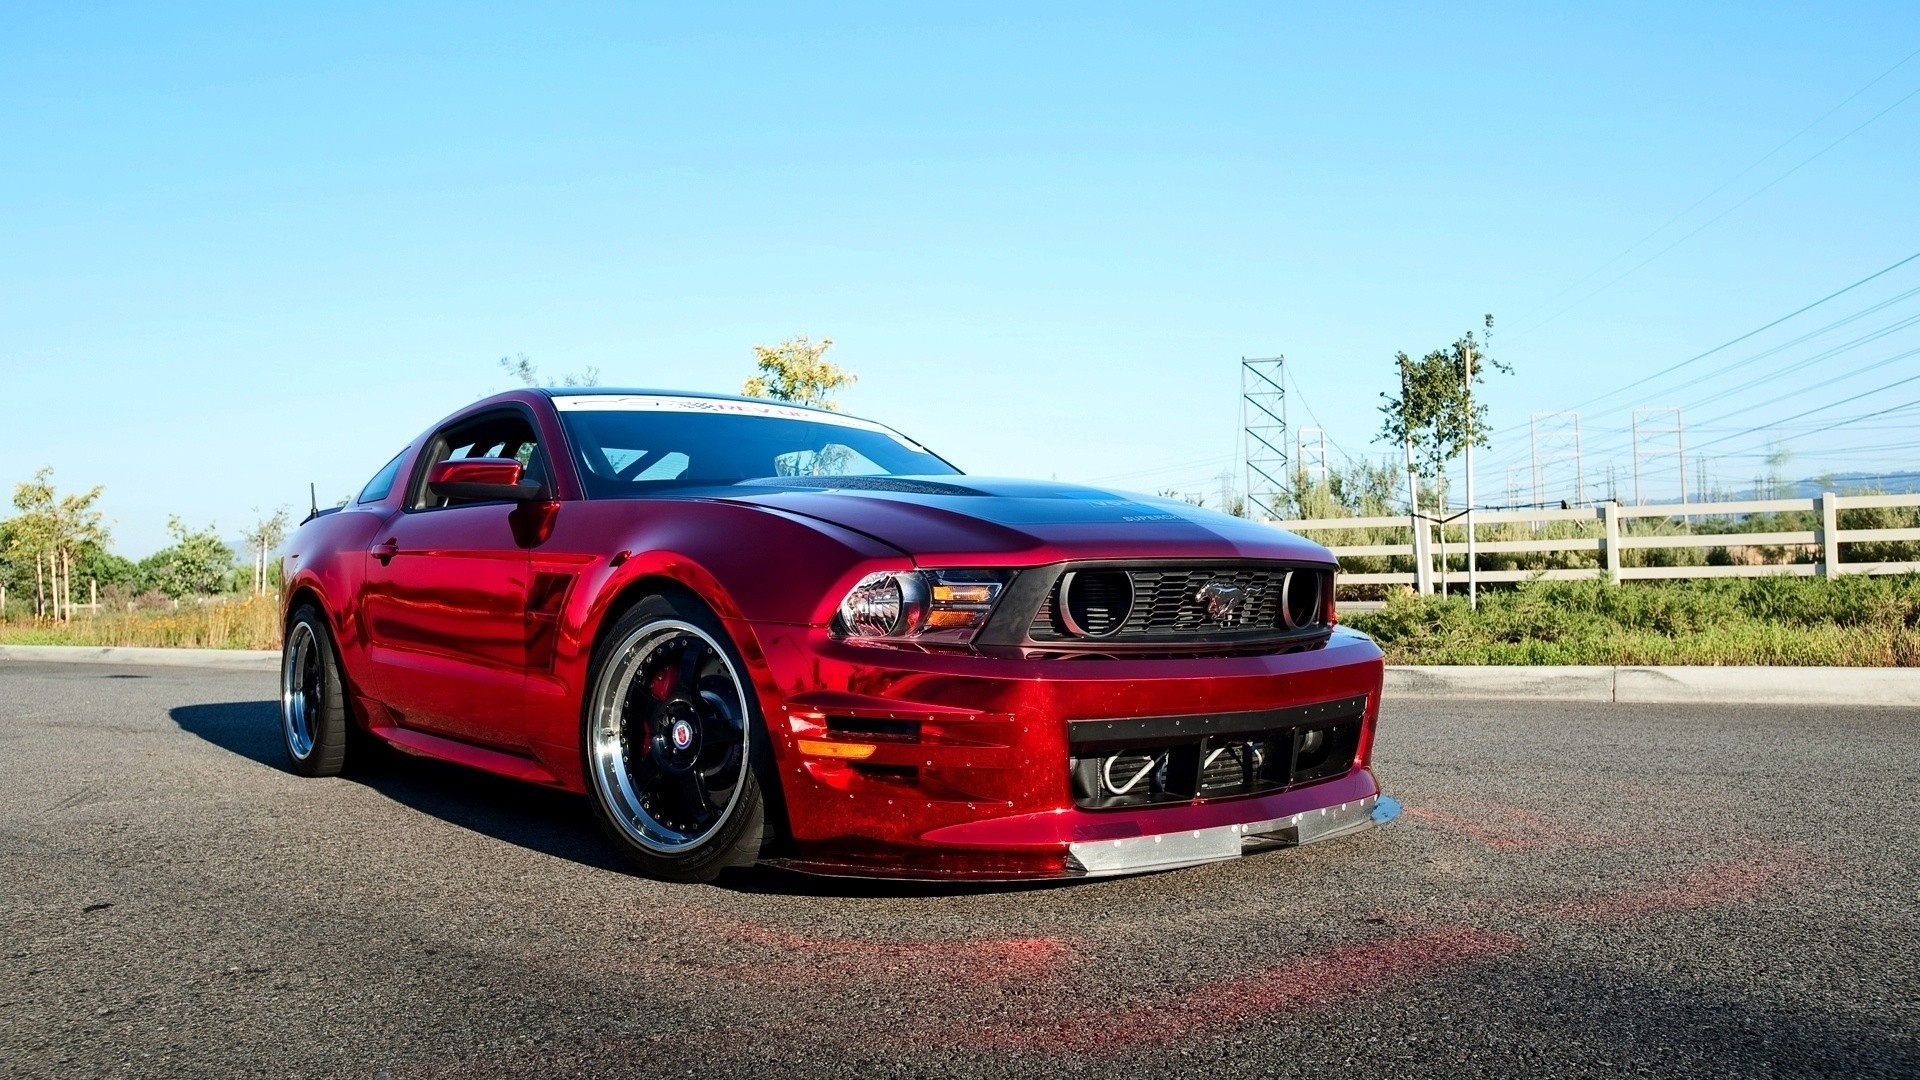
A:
[627, 743, 666, 794]
[676, 769, 714, 828]
[698, 751, 740, 803]
[677, 640, 706, 701]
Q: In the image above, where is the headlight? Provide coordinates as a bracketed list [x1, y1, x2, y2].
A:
[834, 569, 1010, 644]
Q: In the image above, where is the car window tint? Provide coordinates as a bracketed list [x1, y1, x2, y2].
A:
[356, 451, 407, 504]
[774, 444, 885, 477]
[559, 409, 955, 498]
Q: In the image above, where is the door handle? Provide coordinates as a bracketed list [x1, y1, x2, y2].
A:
[372, 539, 399, 565]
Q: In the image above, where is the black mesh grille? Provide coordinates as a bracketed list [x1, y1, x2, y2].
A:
[1029, 563, 1327, 643]
[1124, 568, 1284, 633]
[1197, 742, 1264, 794]
[1068, 697, 1367, 810]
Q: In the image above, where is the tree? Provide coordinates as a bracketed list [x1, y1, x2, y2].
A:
[8, 467, 108, 620]
[741, 335, 856, 410]
[71, 545, 140, 593]
[1377, 316, 1509, 494]
[141, 518, 235, 599]
[239, 507, 291, 595]
[498, 354, 601, 389]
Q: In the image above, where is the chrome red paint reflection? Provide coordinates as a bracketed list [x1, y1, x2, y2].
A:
[283, 388, 1389, 880]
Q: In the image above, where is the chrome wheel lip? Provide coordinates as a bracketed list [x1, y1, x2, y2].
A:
[588, 619, 751, 854]
[281, 621, 320, 761]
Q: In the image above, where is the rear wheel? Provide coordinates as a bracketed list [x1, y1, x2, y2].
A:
[582, 594, 770, 883]
[281, 606, 349, 777]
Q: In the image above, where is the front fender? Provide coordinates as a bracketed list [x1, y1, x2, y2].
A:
[279, 505, 387, 663]
[524, 498, 905, 789]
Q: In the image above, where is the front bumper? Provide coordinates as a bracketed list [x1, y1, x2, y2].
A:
[744, 623, 1390, 880]
[1067, 793, 1401, 877]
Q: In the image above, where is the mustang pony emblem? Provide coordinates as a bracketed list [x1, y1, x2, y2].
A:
[1195, 580, 1252, 625]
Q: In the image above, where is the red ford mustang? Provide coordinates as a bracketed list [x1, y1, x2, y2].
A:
[280, 388, 1396, 882]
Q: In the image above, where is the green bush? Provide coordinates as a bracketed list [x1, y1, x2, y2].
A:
[1345, 574, 1920, 666]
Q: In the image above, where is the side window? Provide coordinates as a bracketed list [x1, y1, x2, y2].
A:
[356, 451, 407, 504]
[410, 412, 547, 510]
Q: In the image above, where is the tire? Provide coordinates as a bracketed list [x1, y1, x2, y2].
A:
[281, 605, 350, 777]
[581, 592, 774, 883]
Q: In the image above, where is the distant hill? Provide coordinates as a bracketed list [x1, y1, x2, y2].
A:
[1727, 472, 1920, 500]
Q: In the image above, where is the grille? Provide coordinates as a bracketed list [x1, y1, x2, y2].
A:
[1069, 715, 1363, 810]
[1029, 564, 1327, 642]
[1069, 696, 1366, 810]
[1197, 741, 1265, 794]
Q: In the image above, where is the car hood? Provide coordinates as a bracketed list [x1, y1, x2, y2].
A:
[708, 476, 1336, 565]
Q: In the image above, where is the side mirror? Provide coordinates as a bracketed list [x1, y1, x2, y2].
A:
[426, 458, 545, 503]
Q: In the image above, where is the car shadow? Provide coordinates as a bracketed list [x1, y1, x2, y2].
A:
[170, 699, 625, 874]
[171, 699, 1086, 894]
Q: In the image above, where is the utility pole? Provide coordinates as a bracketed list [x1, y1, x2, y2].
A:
[1530, 411, 1584, 513]
[1296, 428, 1329, 489]
[1463, 337, 1478, 610]
[1398, 354, 1432, 595]
[1240, 358, 1289, 520]
[1631, 408, 1685, 506]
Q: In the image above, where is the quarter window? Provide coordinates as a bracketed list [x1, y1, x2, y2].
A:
[356, 451, 407, 504]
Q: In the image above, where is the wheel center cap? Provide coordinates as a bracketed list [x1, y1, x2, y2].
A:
[670, 719, 695, 751]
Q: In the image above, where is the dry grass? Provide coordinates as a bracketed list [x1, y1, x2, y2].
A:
[6, 577, 1918, 666]
[0, 594, 280, 650]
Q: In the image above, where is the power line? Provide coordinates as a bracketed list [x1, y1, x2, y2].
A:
[1286, 365, 1360, 465]
[1567, 331, 1920, 462]
[1750, 395, 1920, 445]
[1506, 45, 1920, 338]
[1511, 74, 1920, 340]
[1481, 357, 1920, 482]
[1691, 378, 1920, 453]
[1641, 287, 1920, 404]
[1687, 344, 1920, 431]
[1494, 396, 1920, 471]
[1489, 248, 1920, 440]
[1724, 440, 1920, 459]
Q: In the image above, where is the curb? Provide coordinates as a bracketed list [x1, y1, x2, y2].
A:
[1385, 664, 1920, 706]
[0, 645, 280, 671]
[2, 645, 1914, 706]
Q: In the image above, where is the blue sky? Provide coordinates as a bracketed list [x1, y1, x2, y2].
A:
[4, 3, 1918, 555]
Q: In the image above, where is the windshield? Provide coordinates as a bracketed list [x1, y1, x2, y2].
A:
[552, 394, 959, 498]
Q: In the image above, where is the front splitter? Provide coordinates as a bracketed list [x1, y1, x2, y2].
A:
[1064, 793, 1401, 877]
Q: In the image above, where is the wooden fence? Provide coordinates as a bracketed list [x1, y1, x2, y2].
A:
[1274, 491, 1920, 594]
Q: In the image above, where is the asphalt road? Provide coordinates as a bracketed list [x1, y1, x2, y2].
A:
[2, 662, 1916, 1079]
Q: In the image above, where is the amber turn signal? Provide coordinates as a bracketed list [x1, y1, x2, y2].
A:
[796, 739, 878, 760]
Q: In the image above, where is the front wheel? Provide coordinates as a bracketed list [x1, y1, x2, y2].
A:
[282, 606, 350, 777]
[582, 594, 771, 883]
